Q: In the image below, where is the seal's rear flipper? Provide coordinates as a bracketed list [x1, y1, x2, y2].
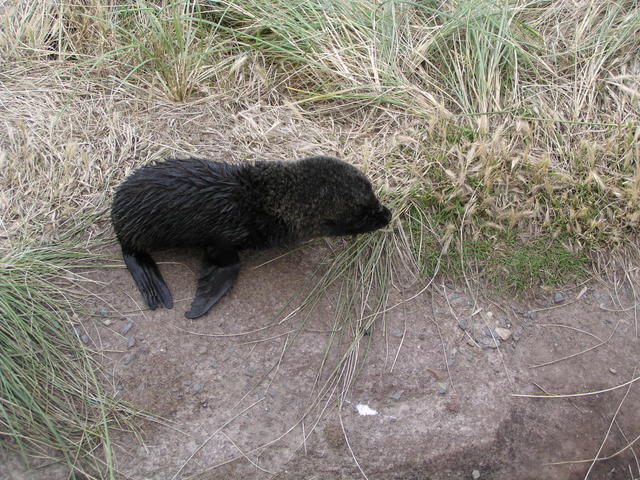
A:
[123, 251, 173, 310]
[185, 248, 240, 319]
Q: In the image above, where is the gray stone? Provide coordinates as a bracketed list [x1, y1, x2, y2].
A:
[80, 335, 90, 345]
[123, 353, 137, 365]
[479, 338, 499, 349]
[554, 292, 565, 304]
[458, 319, 468, 331]
[593, 290, 610, 304]
[389, 390, 404, 401]
[127, 337, 136, 348]
[472, 470, 480, 479]
[121, 321, 134, 335]
[609, 368, 617, 375]
[190, 383, 204, 394]
[437, 382, 448, 395]
[244, 371, 254, 378]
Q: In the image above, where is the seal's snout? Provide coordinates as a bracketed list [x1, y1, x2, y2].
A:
[379, 204, 392, 226]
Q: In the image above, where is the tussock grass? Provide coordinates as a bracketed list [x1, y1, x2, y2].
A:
[3, 0, 632, 283]
[0, 237, 139, 479]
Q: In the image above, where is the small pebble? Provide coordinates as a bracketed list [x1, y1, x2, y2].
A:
[437, 382, 448, 395]
[446, 356, 455, 367]
[472, 470, 480, 479]
[525, 311, 537, 320]
[127, 337, 136, 348]
[479, 338, 499, 349]
[123, 354, 136, 365]
[102, 319, 113, 327]
[80, 335, 90, 345]
[389, 390, 404, 401]
[495, 327, 512, 341]
[244, 371, 254, 378]
[447, 293, 461, 301]
[609, 368, 617, 375]
[554, 292, 565, 304]
[391, 330, 404, 338]
[190, 383, 204, 394]
[121, 321, 134, 335]
[458, 319, 468, 331]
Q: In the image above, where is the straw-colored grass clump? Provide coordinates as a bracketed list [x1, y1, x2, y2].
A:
[2, 0, 638, 281]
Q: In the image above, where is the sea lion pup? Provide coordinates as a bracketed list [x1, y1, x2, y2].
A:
[111, 156, 391, 319]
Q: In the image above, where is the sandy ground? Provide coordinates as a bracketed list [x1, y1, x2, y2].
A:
[3, 242, 640, 480]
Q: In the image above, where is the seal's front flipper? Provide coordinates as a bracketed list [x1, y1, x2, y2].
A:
[123, 251, 173, 310]
[185, 247, 240, 319]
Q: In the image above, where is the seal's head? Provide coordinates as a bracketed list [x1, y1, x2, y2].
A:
[291, 156, 391, 237]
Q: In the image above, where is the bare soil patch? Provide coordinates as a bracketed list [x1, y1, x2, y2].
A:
[4, 244, 638, 480]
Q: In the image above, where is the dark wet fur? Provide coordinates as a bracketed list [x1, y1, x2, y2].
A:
[111, 156, 391, 318]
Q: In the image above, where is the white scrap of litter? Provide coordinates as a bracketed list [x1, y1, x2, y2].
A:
[356, 404, 378, 416]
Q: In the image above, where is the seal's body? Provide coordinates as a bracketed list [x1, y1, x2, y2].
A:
[112, 156, 391, 318]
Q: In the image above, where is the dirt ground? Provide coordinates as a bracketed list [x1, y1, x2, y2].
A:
[3, 242, 640, 480]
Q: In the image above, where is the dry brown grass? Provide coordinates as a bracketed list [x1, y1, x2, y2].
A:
[1, 1, 638, 270]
